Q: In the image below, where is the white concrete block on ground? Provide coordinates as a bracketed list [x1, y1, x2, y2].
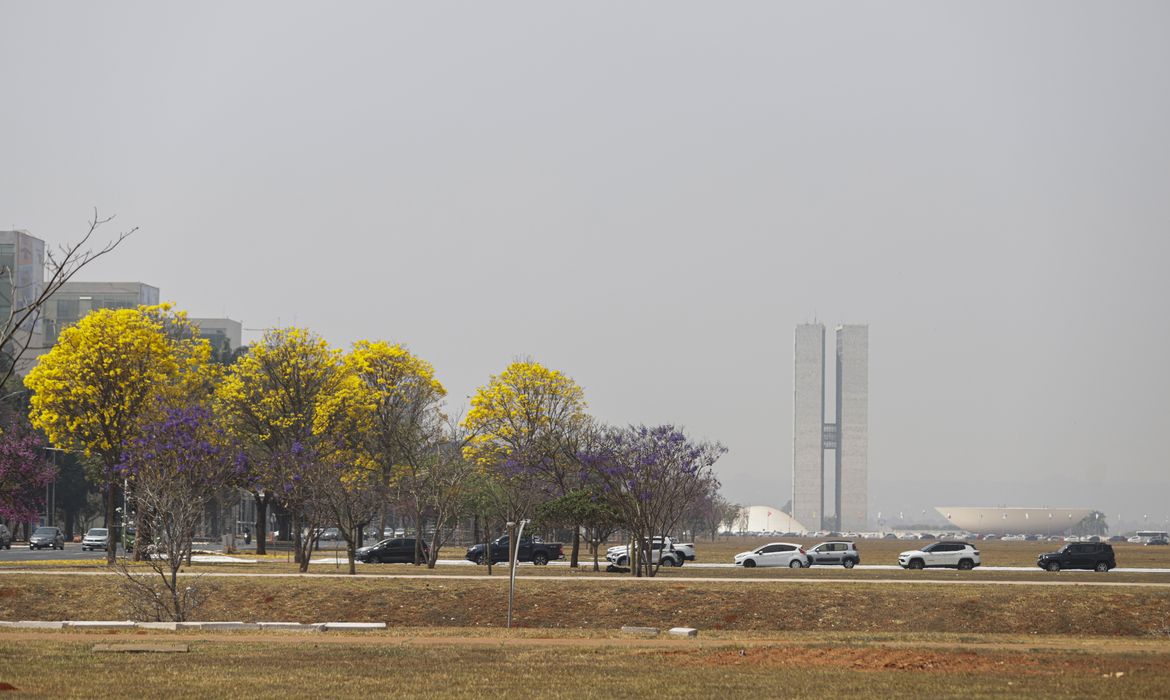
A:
[67, 620, 136, 629]
[258, 622, 324, 631]
[321, 622, 386, 631]
[14, 621, 65, 629]
[668, 627, 699, 638]
[137, 622, 179, 631]
[199, 622, 259, 631]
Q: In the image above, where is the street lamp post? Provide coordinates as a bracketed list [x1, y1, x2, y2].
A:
[506, 519, 530, 629]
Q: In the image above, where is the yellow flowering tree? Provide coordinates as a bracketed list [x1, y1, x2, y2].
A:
[462, 360, 589, 564]
[214, 327, 343, 563]
[24, 304, 213, 565]
[315, 340, 447, 567]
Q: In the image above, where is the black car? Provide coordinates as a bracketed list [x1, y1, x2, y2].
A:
[1037, 542, 1116, 572]
[355, 538, 429, 564]
[1146, 537, 1169, 546]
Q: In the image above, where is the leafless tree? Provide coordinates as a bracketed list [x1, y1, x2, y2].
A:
[0, 210, 135, 387]
[303, 458, 386, 575]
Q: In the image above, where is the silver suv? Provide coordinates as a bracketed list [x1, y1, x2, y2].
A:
[898, 541, 980, 570]
[807, 541, 861, 568]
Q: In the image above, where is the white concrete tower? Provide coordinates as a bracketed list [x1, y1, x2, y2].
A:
[792, 323, 825, 530]
[835, 324, 869, 532]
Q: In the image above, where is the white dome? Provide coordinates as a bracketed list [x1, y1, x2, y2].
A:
[936, 507, 1095, 535]
[722, 505, 808, 534]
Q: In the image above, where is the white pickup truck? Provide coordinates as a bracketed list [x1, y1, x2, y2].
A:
[606, 536, 687, 568]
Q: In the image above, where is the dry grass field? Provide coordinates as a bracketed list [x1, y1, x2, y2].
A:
[2, 630, 1169, 699]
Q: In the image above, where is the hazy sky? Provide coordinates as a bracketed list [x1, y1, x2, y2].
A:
[3, 3, 1168, 528]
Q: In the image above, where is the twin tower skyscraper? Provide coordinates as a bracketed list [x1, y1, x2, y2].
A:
[793, 324, 869, 532]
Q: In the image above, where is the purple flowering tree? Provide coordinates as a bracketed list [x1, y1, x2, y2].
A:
[117, 405, 244, 621]
[0, 417, 56, 527]
[582, 424, 725, 578]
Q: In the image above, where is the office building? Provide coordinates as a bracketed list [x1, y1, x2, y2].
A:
[43, 281, 160, 347]
[0, 230, 46, 376]
[190, 317, 243, 359]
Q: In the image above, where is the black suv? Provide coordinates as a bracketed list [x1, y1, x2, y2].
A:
[355, 537, 429, 564]
[1037, 542, 1116, 572]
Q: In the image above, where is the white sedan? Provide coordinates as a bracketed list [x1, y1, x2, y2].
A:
[733, 542, 809, 568]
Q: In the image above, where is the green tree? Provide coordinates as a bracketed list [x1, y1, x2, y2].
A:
[1071, 511, 1109, 537]
[535, 487, 620, 571]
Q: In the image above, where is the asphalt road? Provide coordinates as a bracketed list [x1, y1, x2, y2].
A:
[6, 543, 1170, 575]
[0, 544, 119, 562]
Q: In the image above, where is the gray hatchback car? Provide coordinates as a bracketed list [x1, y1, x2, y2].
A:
[29, 526, 65, 550]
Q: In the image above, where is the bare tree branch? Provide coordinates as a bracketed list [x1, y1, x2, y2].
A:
[0, 209, 136, 388]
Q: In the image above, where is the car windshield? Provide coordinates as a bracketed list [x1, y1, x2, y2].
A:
[88, 529, 107, 536]
[34, 528, 55, 535]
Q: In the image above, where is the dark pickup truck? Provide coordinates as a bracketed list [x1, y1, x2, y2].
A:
[466, 536, 563, 566]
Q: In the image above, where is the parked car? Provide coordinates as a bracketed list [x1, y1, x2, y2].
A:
[1108, 536, 1128, 543]
[1145, 537, 1168, 546]
[673, 541, 696, 561]
[606, 537, 684, 568]
[1037, 542, 1115, 572]
[733, 542, 809, 569]
[806, 541, 860, 568]
[467, 536, 564, 566]
[81, 528, 109, 551]
[898, 542, 980, 570]
[0, 523, 10, 549]
[29, 526, 65, 550]
[356, 538, 429, 564]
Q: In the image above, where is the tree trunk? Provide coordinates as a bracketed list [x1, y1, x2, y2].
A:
[484, 512, 493, 576]
[105, 481, 117, 566]
[293, 512, 303, 564]
[570, 525, 581, 568]
[427, 522, 442, 570]
[347, 538, 356, 575]
[253, 493, 268, 556]
[413, 504, 424, 566]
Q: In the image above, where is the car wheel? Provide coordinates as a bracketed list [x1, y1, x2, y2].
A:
[1095, 561, 1109, 573]
[1046, 562, 1060, 572]
[842, 559, 856, 569]
[533, 553, 549, 566]
[789, 559, 804, 569]
[957, 559, 974, 571]
[667, 557, 682, 567]
[742, 559, 756, 568]
[616, 556, 628, 567]
[909, 558, 925, 570]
